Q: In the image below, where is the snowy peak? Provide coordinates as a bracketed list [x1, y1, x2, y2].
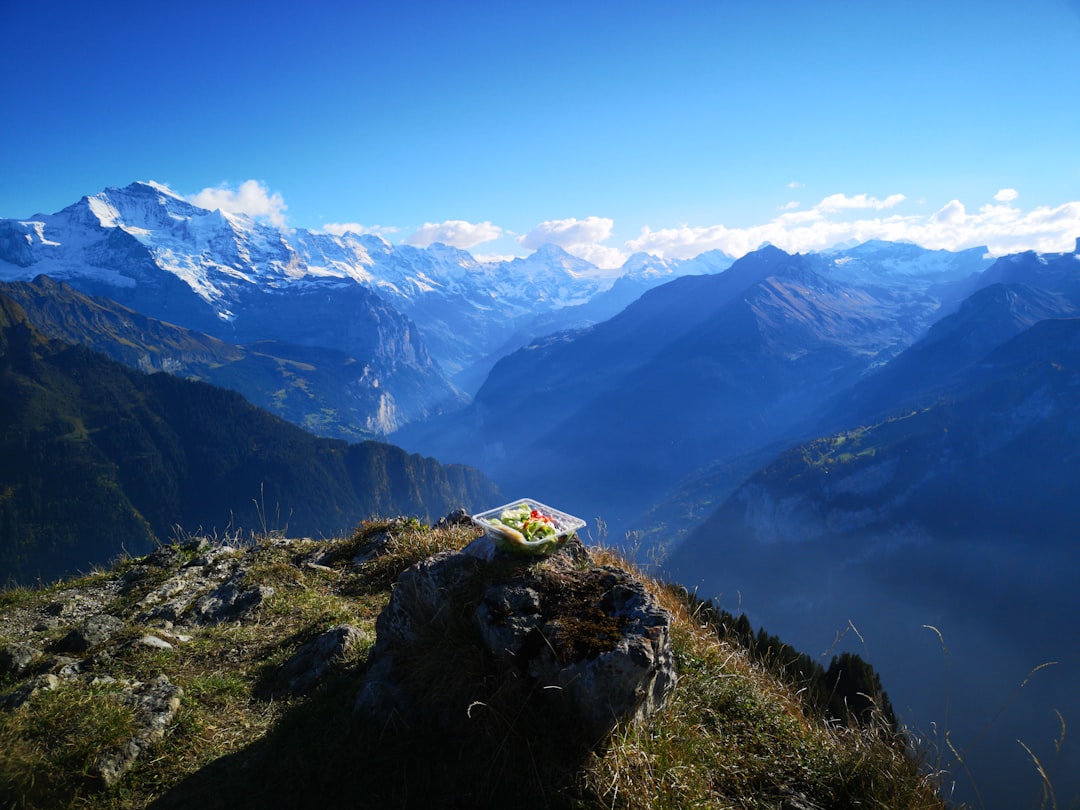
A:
[507, 243, 604, 279]
[75, 181, 207, 233]
[621, 249, 734, 281]
[5, 182, 324, 306]
[824, 239, 992, 283]
[622, 252, 677, 279]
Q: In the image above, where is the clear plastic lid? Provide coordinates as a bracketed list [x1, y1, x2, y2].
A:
[471, 498, 587, 554]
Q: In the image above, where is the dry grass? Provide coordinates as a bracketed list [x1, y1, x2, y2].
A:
[577, 564, 944, 809]
[0, 523, 946, 809]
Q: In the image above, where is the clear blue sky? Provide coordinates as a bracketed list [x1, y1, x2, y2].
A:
[3, 0, 1079, 266]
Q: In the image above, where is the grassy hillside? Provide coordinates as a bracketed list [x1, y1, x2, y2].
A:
[0, 294, 499, 585]
[0, 520, 944, 809]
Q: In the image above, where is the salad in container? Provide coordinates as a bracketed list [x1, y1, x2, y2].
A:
[472, 499, 586, 555]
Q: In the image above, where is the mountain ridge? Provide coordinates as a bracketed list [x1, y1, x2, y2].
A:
[0, 293, 500, 585]
[393, 243, 990, 535]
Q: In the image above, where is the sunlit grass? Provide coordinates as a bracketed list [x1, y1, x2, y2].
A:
[0, 521, 949, 809]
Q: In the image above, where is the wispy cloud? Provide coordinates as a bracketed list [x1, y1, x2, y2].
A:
[404, 220, 503, 249]
[625, 192, 1080, 260]
[519, 216, 626, 268]
[187, 180, 288, 228]
[817, 192, 906, 212]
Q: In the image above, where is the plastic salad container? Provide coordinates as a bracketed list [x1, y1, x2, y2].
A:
[472, 498, 587, 555]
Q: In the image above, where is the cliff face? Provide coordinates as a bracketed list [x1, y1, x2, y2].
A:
[0, 518, 943, 810]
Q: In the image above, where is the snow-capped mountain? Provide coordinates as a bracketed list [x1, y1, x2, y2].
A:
[0, 182, 460, 430]
[0, 182, 713, 390]
[2, 181, 327, 309]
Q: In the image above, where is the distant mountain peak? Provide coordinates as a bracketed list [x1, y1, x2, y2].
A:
[526, 243, 597, 271]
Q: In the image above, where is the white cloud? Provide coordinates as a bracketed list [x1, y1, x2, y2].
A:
[787, 181, 804, 189]
[517, 216, 626, 268]
[931, 199, 966, 225]
[519, 216, 614, 250]
[625, 192, 1080, 260]
[188, 180, 288, 228]
[994, 188, 1019, 202]
[626, 224, 740, 260]
[569, 243, 629, 269]
[817, 192, 906, 213]
[779, 201, 801, 211]
[321, 222, 399, 239]
[404, 220, 503, 249]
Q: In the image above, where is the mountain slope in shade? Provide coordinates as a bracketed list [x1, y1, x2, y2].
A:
[662, 317, 1080, 809]
[394, 244, 982, 536]
[632, 243, 1076, 551]
[450, 249, 737, 394]
[0, 294, 500, 586]
[818, 281, 1080, 432]
[695, 317, 1080, 547]
[0, 274, 435, 438]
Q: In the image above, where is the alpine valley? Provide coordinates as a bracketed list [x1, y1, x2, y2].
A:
[2, 181, 1079, 807]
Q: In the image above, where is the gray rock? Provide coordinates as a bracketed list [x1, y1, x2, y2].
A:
[350, 530, 393, 564]
[135, 545, 269, 625]
[1, 673, 60, 710]
[93, 674, 183, 787]
[434, 507, 472, 528]
[136, 635, 174, 651]
[475, 583, 543, 659]
[53, 657, 82, 678]
[354, 547, 485, 720]
[0, 642, 42, 677]
[55, 614, 125, 653]
[356, 537, 676, 742]
[479, 560, 676, 741]
[273, 624, 367, 696]
[192, 581, 273, 625]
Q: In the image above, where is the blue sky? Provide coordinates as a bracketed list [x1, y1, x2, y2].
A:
[3, 0, 1079, 266]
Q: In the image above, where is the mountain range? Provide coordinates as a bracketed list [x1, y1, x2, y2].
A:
[0, 181, 728, 416]
[658, 246, 1080, 808]
[392, 241, 995, 536]
[2, 181, 1078, 807]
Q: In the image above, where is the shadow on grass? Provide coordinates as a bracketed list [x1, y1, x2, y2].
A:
[149, 665, 603, 810]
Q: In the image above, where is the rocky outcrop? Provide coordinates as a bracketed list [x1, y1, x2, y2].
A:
[1, 519, 679, 803]
[356, 535, 676, 742]
[135, 540, 275, 625]
[0, 535, 281, 785]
